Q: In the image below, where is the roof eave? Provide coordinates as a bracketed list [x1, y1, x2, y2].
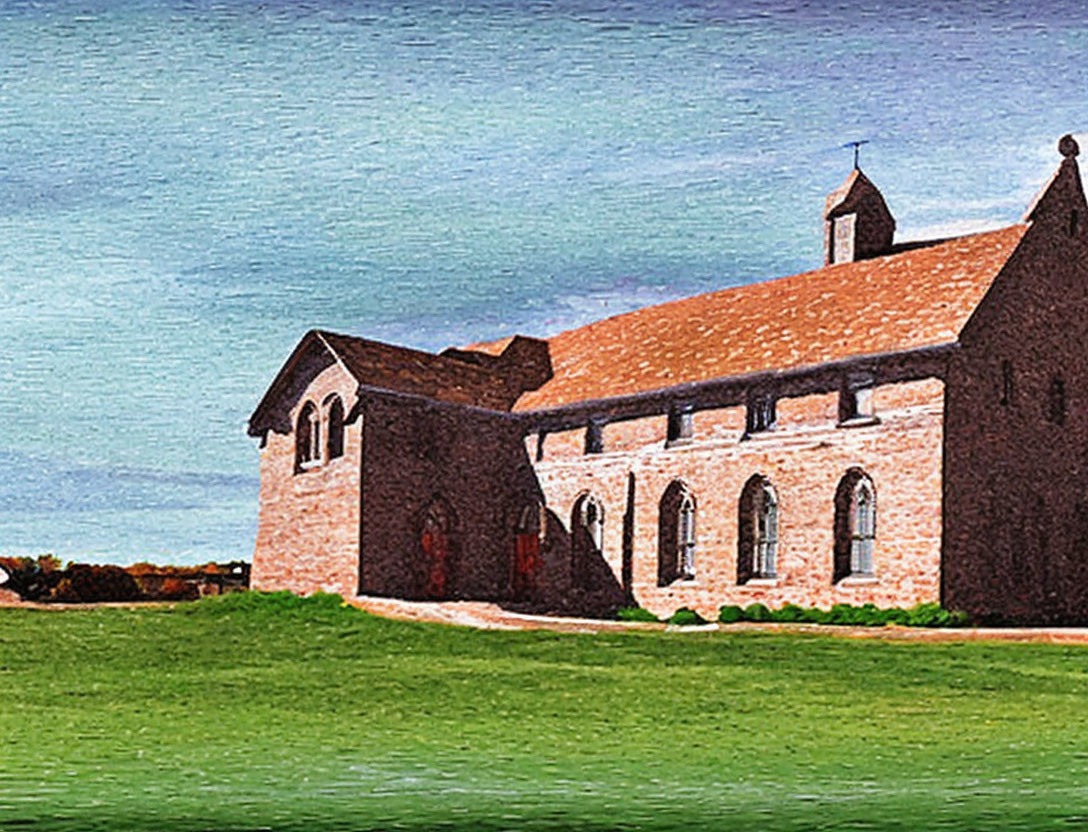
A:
[518, 341, 960, 432]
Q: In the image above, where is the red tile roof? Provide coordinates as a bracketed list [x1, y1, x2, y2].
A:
[510, 224, 1028, 412]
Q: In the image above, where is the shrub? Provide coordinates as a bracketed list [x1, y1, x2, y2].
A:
[882, 607, 910, 626]
[616, 606, 658, 622]
[48, 564, 143, 603]
[905, 602, 943, 627]
[772, 603, 806, 623]
[157, 577, 200, 601]
[0, 555, 64, 601]
[946, 609, 970, 628]
[827, 603, 851, 625]
[801, 607, 830, 624]
[667, 607, 707, 626]
[742, 602, 773, 622]
[718, 605, 744, 624]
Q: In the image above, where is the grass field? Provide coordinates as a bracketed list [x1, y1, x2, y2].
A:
[2, 592, 1088, 831]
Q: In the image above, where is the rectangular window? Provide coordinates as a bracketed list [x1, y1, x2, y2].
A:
[666, 406, 694, 445]
[746, 393, 776, 435]
[1000, 360, 1015, 406]
[584, 420, 604, 454]
[839, 373, 875, 424]
[1048, 375, 1066, 425]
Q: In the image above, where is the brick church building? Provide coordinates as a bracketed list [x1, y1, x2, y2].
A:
[248, 136, 1088, 624]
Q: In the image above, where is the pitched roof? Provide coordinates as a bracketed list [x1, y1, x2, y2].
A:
[249, 329, 518, 435]
[510, 223, 1028, 412]
[317, 331, 514, 410]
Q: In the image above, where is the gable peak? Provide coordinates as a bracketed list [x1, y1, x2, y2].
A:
[1022, 133, 1088, 227]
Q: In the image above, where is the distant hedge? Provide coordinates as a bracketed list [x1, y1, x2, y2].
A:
[718, 601, 970, 628]
[0, 556, 247, 603]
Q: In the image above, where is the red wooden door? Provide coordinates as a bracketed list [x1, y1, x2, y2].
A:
[513, 533, 540, 598]
[422, 528, 449, 599]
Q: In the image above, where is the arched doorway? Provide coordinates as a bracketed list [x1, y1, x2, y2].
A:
[513, 502, 542, 600]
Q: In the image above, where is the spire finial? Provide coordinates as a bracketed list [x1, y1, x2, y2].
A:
[843, 139, 869, 170]
[1059, 134, 1079, 159]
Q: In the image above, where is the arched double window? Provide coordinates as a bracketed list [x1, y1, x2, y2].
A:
[571, 494, 604, 587]
[295, 401, 321, 470]
[738, 475, 778, 583]
[658, 482, 696, 585]
[295, 394, 346, 473]
[834, 469, 876, 581]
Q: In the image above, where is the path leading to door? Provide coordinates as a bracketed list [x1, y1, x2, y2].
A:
[349, 595, 1088, 644]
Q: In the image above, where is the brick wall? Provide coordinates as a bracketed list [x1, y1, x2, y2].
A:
[359, 396, 537, 602]
[531, 378, 944, 619]
[252, 361, 362, 598]
[944, 204, 1088, 623]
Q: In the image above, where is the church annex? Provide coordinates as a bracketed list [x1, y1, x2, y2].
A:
[248, 136, 1088, 624]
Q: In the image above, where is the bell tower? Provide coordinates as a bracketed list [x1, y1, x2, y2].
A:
[823, 167, 895, 265]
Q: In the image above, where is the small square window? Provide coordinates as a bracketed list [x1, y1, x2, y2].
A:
[839, 373, 876, 424]
[666, 406, 694, 446]
[746, 393, 776, 435]
[585, 420, 605, 454]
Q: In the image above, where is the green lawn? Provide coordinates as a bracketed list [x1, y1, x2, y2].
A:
[2, 593, 1088, 831]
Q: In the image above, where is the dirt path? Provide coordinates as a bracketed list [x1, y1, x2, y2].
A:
[348, 595, 1088, 644]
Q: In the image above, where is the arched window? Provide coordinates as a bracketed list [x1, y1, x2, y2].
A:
[295, 401, 320, 471]
[738, 475, 778, 582]
[513, 502, 542, 599]
[571, 494, 604, 587]
[834, 469, 876, 581]
[324, 394, 345, 460]
[679, 492, 696, 580]
[658, 482, 696, 585]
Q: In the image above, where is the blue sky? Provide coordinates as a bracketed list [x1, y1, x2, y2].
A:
[1, 0, 1085, 563]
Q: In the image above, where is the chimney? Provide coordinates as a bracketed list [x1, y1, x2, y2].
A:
[823, 168, 895, 265]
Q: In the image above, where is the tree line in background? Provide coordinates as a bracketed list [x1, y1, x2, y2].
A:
[0, 555, 249, 603]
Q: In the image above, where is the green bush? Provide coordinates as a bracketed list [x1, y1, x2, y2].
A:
[801, 607, 831, 624]
[667, 607, 707, 626]
[827, 603, 859, 625]
[743, 602, 773, 622]
[946, 609, 971, 627]
[714, 601, 969, 628]
[616, 606, 659, 622]
[882, 607, 910, 626]
[772, 603, 806, 623]
[718, 604, 744, 624]
[904, 602, 939, 627]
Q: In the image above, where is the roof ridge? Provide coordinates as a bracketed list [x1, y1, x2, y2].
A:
[543, 223, 1027, 344]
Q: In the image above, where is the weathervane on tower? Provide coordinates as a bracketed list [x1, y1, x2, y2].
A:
[843, 139, 869, 169]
